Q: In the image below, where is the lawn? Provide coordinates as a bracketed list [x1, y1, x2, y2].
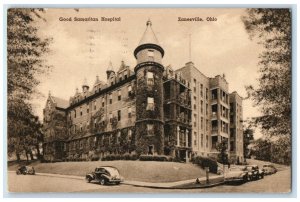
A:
[8, 160, 212, 183]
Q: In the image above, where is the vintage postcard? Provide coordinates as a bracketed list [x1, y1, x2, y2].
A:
[6, 7, 292, 194]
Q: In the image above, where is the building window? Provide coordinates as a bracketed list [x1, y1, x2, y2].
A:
[117, 131, 121, 143]
[206, 119, 209, 131]
[194, 104, 196, 110]
[87, 108, 89, 114]
[201, 100, 203, 114]
[102, 97, 105, 107]
[128, 130, 132, 141]
[80, 123, 83, 132]
[74, 110, 76, 118]
[148, 145, 154, 155]
[148, 49, 154, 61]
[80, 107, 82, 116]
[109, 94, 112, 104]
[80, 140, 83, 149]
[201, 117, 203, 129]
[206, 135, 208, 148]
[193, 87, 196, 93]
[206, 88, 209, 100]
[124, 73, 128, 80]
[201, 134, 204, 147]
[94, 119, 97, 128]
[146, 97, 154, 111]
[128, 107, 132, 118]
[118, 110, 121, 121]
[128, 85, 132, 97]
[194, 132, 197, 146]
[206, 103, 208, 115]
[211, 89, 218, 100]
[147, 72, 154, 86]
[194, 122, 197, 127]
[94, 101, 97, 110]
[118, 90, 121, 101]
[109, 113, 113, 123]
[200, 84, 203, 97]
[147, 124, 154, 136]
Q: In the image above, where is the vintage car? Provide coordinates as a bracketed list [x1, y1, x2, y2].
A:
[262, 164, 277, 175]
[245, 165, 264, 180]
[85, 166, 123, 185]
[16, 166, 35, 175]
[224, 166, 248, 183]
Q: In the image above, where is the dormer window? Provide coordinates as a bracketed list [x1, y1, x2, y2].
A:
[147, 72, 154, 86]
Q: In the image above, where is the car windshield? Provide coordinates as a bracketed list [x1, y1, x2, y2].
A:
[246, 167, 253, 171]
[229, 167, 242, 171]
[104, 167, 120, 176]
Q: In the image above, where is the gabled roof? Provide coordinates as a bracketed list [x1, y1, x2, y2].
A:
[51, 96, 69, 109]
[138, 20, 160, 46]
[118, 60, 127, 72]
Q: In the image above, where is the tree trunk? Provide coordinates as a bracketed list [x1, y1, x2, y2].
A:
[29, 151, 34, 160]
[16, 152, 20, 162]
[35, 144, 41, 160]
[26, 153, 29, 162]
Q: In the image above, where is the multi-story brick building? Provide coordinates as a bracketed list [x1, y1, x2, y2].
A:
[43, 20, 243, 163]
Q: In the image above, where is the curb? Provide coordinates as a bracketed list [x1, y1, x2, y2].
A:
[122, 181, 225, 189]
[8, 171, 224, 189]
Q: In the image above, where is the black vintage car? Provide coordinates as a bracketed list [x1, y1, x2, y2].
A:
[245, 165, 264, 180]
[16, 166, 35, 175]
[85, 166, 123, 185]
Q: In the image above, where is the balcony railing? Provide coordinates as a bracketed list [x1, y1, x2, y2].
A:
[164, 97, 191, 108]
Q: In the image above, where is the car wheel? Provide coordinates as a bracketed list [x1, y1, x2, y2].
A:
[100, 178, 106, 185]
[243, 176, 248, 183]
[86, 176, 92, 183]
[115, 182, 120, 185]
[16, 170, 21, 175]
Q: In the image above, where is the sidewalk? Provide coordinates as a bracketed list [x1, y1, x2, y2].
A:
[123, 175, 224, 189]
[8, 170, 224, 189]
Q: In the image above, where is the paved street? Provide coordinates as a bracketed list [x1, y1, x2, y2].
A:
[7, 168, 291, 193]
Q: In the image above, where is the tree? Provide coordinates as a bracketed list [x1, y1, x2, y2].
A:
[7, 9, 51, 160]
[242, 9, 291, 137]
[243, 128, 254, 158]
[252, 138, 272, 162]
[216, 139, 228, 176]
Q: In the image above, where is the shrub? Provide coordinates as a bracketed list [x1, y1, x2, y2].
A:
[191, 156, 218, 174]
[139, 155, 171, 162]
[91, 156, 100, 161]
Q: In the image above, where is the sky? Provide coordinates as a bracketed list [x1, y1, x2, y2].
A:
[30, 8, 263, 138]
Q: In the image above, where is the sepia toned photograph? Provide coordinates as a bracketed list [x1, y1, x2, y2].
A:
[6, 7, 292, 194]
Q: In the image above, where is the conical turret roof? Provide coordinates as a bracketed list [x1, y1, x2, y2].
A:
[138, 19, 160, 46]
[107, 61, 114, 72]
[82, 78, 89, 88]
[134, 19, 164, 58]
